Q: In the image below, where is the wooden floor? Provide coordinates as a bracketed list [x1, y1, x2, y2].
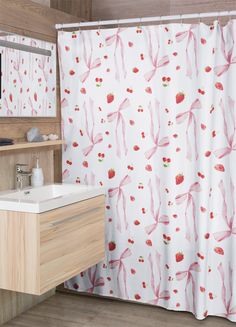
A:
[3, 292, 234, 327]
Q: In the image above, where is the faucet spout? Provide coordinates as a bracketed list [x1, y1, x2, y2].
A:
[15, 164, 32, 190]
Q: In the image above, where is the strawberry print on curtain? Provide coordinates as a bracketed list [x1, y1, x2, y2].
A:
[58, 21, 236, 322]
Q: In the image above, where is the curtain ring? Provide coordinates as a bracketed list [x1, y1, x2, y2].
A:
[139, 17, 143, 30]
[98, 20, 101, 32]
[180, 14, 183, 26]
[198, 13, 201, 24]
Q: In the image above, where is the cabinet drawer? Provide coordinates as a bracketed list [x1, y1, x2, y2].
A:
[39, 195, 105, 294]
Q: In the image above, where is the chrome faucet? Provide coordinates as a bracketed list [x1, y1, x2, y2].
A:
[15, 164, 32, 190]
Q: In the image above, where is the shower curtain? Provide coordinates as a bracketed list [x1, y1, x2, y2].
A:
[58, 20, 236, 322]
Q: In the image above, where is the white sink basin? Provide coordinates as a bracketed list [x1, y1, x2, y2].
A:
[0, 183, 104, 213]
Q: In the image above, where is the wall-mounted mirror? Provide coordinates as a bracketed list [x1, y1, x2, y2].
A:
[0, 31, 56, 117]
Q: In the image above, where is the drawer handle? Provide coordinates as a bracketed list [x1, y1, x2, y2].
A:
[51, 207, 101, 226]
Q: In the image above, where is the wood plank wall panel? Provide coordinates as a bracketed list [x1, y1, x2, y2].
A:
[0, 0, 79, 41]
[51, 0, 92, 20]
[92, 0, 236, 21]
[0, 0, 87, 324]
[0, 149, 54, 191]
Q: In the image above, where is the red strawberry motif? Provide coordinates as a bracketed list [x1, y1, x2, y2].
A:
[200, 286, 206, 293]
[214, 164, 225, 172]
[201, 38, 207, 45]
[134, 219, 140, 225]
[145, 87, 152, 94]
[107, 93, 114, 104]
[133, 145, 140, 151]
[175, 174, 184, 185]
[214, 247, 224, 255]
[205, 66, 212, 73]
[80, 88, 86, 94]
[108, 241, 116, 251]
[209, 292, 214, 300]
[205, 151, 211, 157]
[82, 161, 88, 168]
[135, 294, 141, 300]
[146, 239, 152, 246]
[176, 92, 185, 104]
[175, 252, 184, 262]
[215, 82, 223, 90]
[133, 67, 139, 73]
[72, 142, 78, 147]
[69, 69, 75, 75]
[205, 233, 210, 239]
[108, 169, 115, 179]
[145, 164, 152, 172]
[200, 206, 206, 213]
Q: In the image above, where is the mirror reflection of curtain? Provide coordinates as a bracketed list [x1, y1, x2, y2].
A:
[0, 34, 56, 117]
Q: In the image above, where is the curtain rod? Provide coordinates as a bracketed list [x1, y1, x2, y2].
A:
[55, 10, 236, 30]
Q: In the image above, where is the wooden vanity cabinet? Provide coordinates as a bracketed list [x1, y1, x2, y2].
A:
[0, 195, 105, 295]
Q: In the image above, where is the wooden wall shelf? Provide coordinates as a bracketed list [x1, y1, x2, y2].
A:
[0, 140, 65, 152]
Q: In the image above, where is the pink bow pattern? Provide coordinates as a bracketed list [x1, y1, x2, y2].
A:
[176, 99, 201, 161]
[218, 263, 236, 318]
[148, 251, 170, 305]
[145, 100, 170, 160]
[62, 168, 70, 180]
[175, 182, 201, 241]
[28, 97, 37, 116]
[108, 175, 131, 232]
[213, 180, 236, 242]
[38, 56, 48, 82]
[3, 98, 13, 116]
[144, 27, 169, 82]
[107, 98, 130, 158]
[80, 32, 101, 83]
[145, 177, 169, 235]
[82, 99, 103, 156]
[109, 248, 132, 298]
[13, 54, 23, 83]
[175, 25, 198, 78]
[86, 265, 105, 293]
[214, 98, 236, 159]
[214, 25, 236, 77]
[105, 28, 127, 81]
[176, 262, 201, 313]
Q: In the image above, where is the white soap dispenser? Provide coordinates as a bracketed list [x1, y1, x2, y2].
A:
[31, 157, 44, 187]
